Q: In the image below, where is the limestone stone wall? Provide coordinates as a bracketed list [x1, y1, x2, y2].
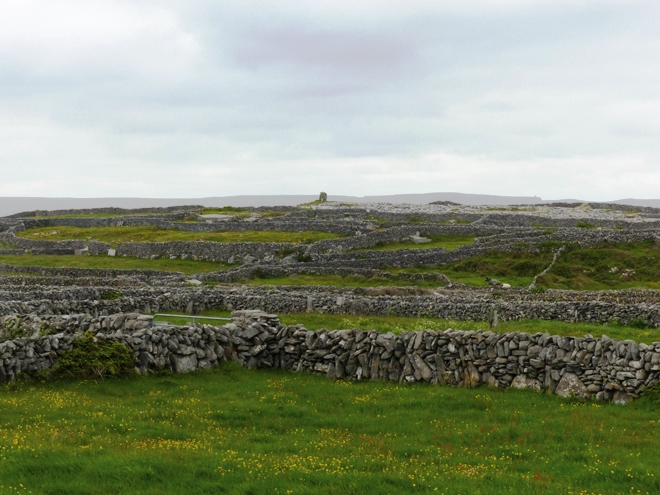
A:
[18, 216, 365, 236]
[0, 286, 659, 327]
[114, 240, 301, 263]
[0, 310, 657, 403]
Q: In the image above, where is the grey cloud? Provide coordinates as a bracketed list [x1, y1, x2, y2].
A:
[0, 0, 659, 199]
[234, 28, 413, 72]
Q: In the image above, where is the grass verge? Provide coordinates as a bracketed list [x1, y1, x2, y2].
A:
[0, 363, 659, 494]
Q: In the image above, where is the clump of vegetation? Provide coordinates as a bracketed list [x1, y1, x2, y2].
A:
[199, 206, 247, 214]
[640, 381, 660, 408]
[576, 221, 597, 228]
[275, 247, 301, 259]
[627, 318, 653, 330]
[0, 317, 29, 341]
[100, 290, 123, 300]
[259, 210, 287, 218]
[44, 332, 136, 380]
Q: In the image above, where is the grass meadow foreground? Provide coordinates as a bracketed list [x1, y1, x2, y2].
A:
[1, 364, 660, 495]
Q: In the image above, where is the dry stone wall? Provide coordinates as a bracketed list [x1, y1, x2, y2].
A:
[1, 286, 659, 327]
[19, 217, 365, 236]
[115, 240, 301, 263]
[0, 310, 657, 403]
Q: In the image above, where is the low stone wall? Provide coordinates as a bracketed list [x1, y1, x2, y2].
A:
[1, 285, 659, 327]
[298, 206, 660, 229]
[0, 229, 86, 251]
[0, 263, 184, 280]
[115, 240, 302, 263]
[0, 312, 228, 382]
[19, 217, 365, 236]
[0, 310, 658, 402]
[7, 206, 204, 218]
[0, 250, 24, 256]
[304, 225, 502, 255]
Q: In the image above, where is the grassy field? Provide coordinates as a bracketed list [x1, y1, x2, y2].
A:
[537, 240, 660, 290]
[0, 255, 236, 275]
[1, 364, 659, 494]
[17, 226, 342, 246]
[389, 250, 554, 288]
[386, 241, 660, 290]
[360, 234, 477, 252]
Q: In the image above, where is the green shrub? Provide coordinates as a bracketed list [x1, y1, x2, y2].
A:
[1, 317, 29, 340]
[100, 290, 123, 300]
[640, 381, 660, 408]
[45, 332, 136, 380]
[576, 221, 597, 229]
[296, 253, 313, 263]
[275, 247, 299, 259]
[628, 318, 652, 330]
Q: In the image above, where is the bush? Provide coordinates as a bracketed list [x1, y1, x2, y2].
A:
[628, 318, 652, 330]
[100, 290, 123, 300]
[641, 382, 660, 408]
[45, 332, 136, 380]
[576, 221, 597, 229]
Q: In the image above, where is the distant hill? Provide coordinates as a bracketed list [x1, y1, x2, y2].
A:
[1, 193, 658, 217]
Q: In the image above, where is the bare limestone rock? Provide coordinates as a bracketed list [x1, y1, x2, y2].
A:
[511, 375, 542, 391]
[169, 353, 198, 373]
[555, 373, 588, 398]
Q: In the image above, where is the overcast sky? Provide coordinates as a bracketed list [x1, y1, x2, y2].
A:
[1, 0, 658, 200]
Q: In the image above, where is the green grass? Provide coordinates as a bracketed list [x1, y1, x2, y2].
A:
[17, 226, 342, 246]
[382, 249, 552, 288]
[242, 241, 659, 290]
[0, 255, 236, 275]
[392, 241, 660, 290]
[361, 234, 477, 252]
[537, 240, 660, 290]
[1, 363, 660, 494]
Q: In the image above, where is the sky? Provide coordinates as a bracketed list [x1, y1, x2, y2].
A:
[0, 0, 659, 201]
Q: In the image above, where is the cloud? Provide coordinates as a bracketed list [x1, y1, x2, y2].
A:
[0, 0, 658, 201]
